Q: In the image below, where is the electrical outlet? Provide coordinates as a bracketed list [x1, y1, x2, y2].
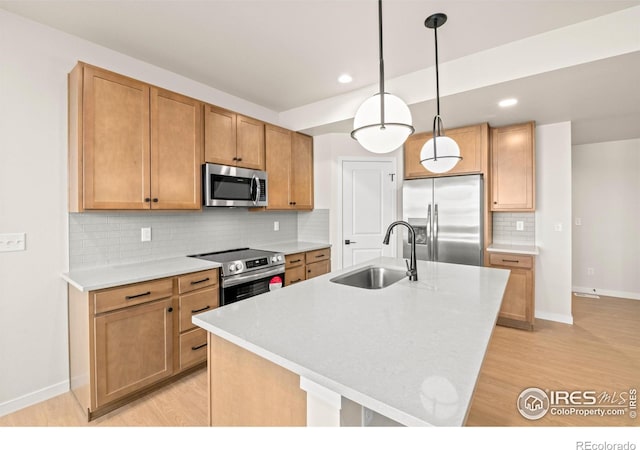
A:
[587, 267, 594, 276]
[141, 227, 151, 242]
[554, 223, 563, 232]
[273, 221, 279, 231]
[516, 221, 524, 231]
[0, 233, 26, 252]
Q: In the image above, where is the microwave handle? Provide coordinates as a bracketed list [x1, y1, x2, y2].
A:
[251, 175, 260, 205]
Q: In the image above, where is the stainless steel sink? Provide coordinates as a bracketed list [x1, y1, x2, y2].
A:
[330, 266, 407, 290]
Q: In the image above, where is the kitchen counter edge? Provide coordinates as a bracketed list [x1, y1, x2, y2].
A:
[260, 241, 331, 255]
[487, 243, 539, 255]
[62, 257, 221, 292]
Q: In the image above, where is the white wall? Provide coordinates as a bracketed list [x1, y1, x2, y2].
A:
[313, 134, 403, 271]
[572, 139, 640, 299]
[0, 10, 279, 416]
[534, 122, 573, 324]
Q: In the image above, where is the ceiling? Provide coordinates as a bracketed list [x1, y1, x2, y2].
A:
[1, 0, 639, 145]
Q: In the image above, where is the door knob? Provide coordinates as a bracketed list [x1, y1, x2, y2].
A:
[345, 239, 357, 245]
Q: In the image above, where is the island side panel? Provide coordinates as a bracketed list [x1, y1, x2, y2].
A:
[207, 332, 307, 426]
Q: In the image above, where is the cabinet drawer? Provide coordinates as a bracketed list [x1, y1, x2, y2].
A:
[285, 253, 305, 269]
[180, 327, 207, 370]
[177, 269, 218, 294]
[94, 278, 173, 314]
[305, 248, 330, 264]
[285, 266, 306, 286]
[489, 253, 533, 269]
[306, 260, 331, 280]
[179, 286, 219, 332]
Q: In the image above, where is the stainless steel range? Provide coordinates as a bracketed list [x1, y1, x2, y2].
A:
[189, 248, 285, 306]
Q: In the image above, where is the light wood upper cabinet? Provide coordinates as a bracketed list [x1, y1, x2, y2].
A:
[490, 122, 535, 211]
[265, 125, 293, 209]
[77, 65, 151, 210]
[264, 126, 314, 211]
[204, 105, 265, 170]
[151, 88, 202, 210]
[404, 123, 488, 179]
[68, 62, 202, 211]
[291, 132, 314, 210]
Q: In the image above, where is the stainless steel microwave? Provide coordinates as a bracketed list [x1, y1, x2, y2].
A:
[202, 163, 268, 207]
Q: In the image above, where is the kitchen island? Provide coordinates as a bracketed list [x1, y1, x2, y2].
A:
[193, 257, 510, 427]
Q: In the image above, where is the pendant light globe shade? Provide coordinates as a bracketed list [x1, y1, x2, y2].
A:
[420, 136, 461, 173]
[351, 93, 413, 154]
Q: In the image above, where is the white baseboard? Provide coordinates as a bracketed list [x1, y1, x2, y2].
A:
[0, 380, 69, 418]
[572, 286, 640, 301]
[535, 310, 574, 325]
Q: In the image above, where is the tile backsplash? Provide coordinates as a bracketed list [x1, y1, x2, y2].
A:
[492, 212, 535, 246]
[69, 208, 330, 270]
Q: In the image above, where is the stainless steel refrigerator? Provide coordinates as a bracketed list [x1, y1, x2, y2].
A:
[402, 174, 483, 266]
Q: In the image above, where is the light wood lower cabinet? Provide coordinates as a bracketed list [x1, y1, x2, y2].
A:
[68, 268, 219, 420]
[487, 252, 535, 330]
[284, 248, 331, 286]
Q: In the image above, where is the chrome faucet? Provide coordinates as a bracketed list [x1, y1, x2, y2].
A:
[382, 221, 418, 281]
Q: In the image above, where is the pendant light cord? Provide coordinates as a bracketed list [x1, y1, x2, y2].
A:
[378, 0, 386, 128]
[434, 19, 440, 127]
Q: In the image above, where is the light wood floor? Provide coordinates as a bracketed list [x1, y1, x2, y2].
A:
[1, 294, 638, 427]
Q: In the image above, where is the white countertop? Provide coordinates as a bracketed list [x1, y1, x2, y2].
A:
[487, 243, 539, 255]
[193, 256, 509, 427]
[260, 241, 331, 255]
[62, 257, 221, 292]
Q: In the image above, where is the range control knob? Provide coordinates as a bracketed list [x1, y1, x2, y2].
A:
[277, 255, 283, 262]
[271, 256, 277, 263]
[235, 262, 243, 271]
[228, 264, 236, 272]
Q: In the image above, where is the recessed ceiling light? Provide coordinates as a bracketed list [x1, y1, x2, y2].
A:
[499, 98, 518, 108]
[338, 74, 353, 84]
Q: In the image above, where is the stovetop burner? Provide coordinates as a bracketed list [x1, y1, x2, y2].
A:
[189, 247, 285, 277]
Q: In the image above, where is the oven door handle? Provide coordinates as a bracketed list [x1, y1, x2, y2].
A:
[221, 266, 285, 288]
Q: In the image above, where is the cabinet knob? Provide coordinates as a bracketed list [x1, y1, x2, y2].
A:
[145, 198, 151, 203]
[237, 157, 242, 162]
[152, 198, 159, 203]
[167, 307, 173, 313]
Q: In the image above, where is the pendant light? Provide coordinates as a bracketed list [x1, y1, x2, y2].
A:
[420, 13, 461, 173]
[351, 0, 414, 154]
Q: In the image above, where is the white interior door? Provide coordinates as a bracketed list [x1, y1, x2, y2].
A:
[342, 159, 396, 268]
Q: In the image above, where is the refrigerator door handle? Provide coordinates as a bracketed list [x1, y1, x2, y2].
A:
[434, 204, 439, 261]
[427, 204, 432, 261]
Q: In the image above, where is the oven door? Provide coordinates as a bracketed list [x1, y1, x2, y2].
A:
[220, 266, 285, 306]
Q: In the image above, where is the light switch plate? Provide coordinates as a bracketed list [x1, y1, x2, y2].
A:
[0, 233, 26, 252]
[273, 221, 279, 231]
[141, 227, 151, 242]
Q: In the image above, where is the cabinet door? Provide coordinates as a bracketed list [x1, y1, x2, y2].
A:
[236, 115, 265, 170]
[83, 66, 150, 209]
[491, 122, 535, 211]
[151, 88, 202, 210]
[204, 105, 237, 166]
[265, 125, 293, 209]
[499, 267, 533, 324]
[285, 266, 306, 286]
[404, 124, 486, 179]
[291, 133, 314, 210]
[94, 298, 173, 407]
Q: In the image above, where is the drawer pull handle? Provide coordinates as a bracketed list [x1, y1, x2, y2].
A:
[191, 305, 211, 314]
[125, 291, 151, 300]
[315, 254, 325, 258]
[190, 277, 210, 285]
[290, 259, 302, 263]
[290, 278, 303, 284]
[191, 343, 207, 351]
[502, 259, 520, 263]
